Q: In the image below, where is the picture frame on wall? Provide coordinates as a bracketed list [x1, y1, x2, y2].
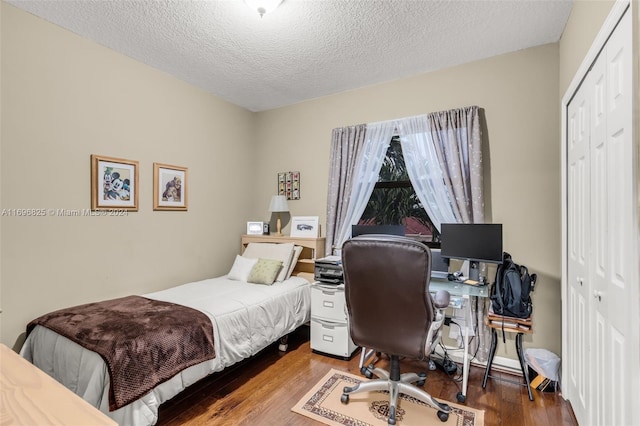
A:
[153, 163, 188, 211]
[290, 216, 319, 237]
[277, 171, 300, 200]
[91, 154, 139, 211]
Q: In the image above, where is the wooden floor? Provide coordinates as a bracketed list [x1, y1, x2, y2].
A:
[157, 326, 577, 425]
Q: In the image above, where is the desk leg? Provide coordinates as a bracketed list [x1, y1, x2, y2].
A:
[456, 296, 471, 403]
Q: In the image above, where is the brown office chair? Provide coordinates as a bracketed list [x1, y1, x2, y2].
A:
[341, 235, 452, 424]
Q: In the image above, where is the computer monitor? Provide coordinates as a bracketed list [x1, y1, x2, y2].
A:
[351, 224, 406, 237]
[440, 223, 503, 281]
[430, 248, 450, 279]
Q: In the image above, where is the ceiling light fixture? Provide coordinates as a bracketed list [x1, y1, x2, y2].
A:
[244, 0, 284, 18]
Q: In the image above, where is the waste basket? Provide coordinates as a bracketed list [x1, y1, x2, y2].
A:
[524, 348, 560, 392]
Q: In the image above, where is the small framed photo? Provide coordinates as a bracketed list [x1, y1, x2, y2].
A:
[247, 221, 264, 235]
[154, 163, 188, 211]
[91, 154, 139, 211]
[290, 216, 319, 237]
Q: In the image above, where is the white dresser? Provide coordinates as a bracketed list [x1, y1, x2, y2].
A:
[310, 282, 357, 358]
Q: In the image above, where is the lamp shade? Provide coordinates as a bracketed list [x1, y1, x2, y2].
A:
[269, 195, 289, 212]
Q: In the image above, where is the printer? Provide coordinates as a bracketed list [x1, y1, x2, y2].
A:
[314, 256, 343, 284]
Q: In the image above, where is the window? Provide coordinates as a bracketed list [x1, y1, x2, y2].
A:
[358, 136, 440, 245]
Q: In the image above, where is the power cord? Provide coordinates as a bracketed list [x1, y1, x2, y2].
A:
[433, 342, 463, 384]
[435, 320, 464, 383]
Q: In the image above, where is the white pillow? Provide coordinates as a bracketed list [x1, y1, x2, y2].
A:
[228, 255, 259, 281]
[285, 245, 303, 280]
[242, 242, 295, 282]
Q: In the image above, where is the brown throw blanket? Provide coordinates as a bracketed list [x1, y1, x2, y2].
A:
[27, 295, 216, 411]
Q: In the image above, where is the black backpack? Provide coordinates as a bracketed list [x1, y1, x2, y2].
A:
[490, 252, 536, 319]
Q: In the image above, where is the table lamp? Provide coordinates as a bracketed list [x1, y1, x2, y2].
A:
[269, 195, 289, 236]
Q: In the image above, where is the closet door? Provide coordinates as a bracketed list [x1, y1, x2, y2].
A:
[566, 9, 634, 426]
[590, 12, 632, 425]
[566, 74, 591, 426]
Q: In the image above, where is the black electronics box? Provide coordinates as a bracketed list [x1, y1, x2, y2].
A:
[314, 257, 344, 284]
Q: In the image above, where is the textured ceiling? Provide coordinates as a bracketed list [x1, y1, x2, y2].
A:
[8, 0, 574, 112]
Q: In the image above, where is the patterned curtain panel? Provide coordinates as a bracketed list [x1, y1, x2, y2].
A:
[426, 105, 484, 224]
[425, 105, 489, 362]
[325, 124, 367, 256]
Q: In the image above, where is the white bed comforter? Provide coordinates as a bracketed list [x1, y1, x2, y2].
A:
[20, 275, 311, 426]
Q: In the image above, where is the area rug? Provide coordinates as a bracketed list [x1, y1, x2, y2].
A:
[292, 369, 484, 426]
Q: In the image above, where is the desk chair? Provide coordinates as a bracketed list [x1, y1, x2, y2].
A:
[341, 235, 452, 424]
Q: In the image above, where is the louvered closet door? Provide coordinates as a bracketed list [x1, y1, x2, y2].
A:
[566, 72, 591, 426]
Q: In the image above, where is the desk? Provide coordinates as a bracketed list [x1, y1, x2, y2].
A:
[430, 277, 489, 403]
[356, 277, 488, 403]
[0, 344, 117, 425]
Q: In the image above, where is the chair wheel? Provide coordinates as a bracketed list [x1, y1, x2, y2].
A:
[456, 392, 466, 402]
[362, 365, 374, 379]
[437, 411, 449, 422]
[417, 372, 426, 386]
[388, 405, 396, 425]
[341, 394, 349, 404]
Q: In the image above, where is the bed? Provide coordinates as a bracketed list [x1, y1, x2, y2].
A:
[20, 236, 325, 426]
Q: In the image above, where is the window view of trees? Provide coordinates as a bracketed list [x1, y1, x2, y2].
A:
[358, 136, 440, 244]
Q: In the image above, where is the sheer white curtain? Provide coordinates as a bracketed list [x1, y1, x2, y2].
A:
[396, 115, 459, 232]
[333, 121, 396, 253]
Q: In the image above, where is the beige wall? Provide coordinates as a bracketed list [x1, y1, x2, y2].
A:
[559, 0, 617, 96]
[250, 0, 619, 365]
[254, 44, 563, 358]
[0, 3, 256, 348]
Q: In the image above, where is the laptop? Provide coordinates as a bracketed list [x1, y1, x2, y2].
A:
[430, 248, 450, 279]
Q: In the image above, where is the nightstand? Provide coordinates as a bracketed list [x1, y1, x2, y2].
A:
[310, 281, 357, 359]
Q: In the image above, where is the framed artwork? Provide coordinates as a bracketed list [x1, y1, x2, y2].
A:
[278, 171, 300, 200]
[153, 163, 188, 211]
[290, 216, 319, 237]
[91, 154, 139, 211]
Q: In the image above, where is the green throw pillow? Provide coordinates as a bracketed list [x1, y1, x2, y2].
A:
[247, 258, 283, 285]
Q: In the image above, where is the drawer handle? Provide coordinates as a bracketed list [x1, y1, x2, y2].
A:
[323, 301, 334, 308]
[322, 335, 334, 342]
[322, 290, 336, 295]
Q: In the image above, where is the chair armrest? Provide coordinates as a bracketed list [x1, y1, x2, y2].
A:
[432, 290, 451, 309]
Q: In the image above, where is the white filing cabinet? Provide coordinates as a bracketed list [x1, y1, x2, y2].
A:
[310, 282, 357, 358]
